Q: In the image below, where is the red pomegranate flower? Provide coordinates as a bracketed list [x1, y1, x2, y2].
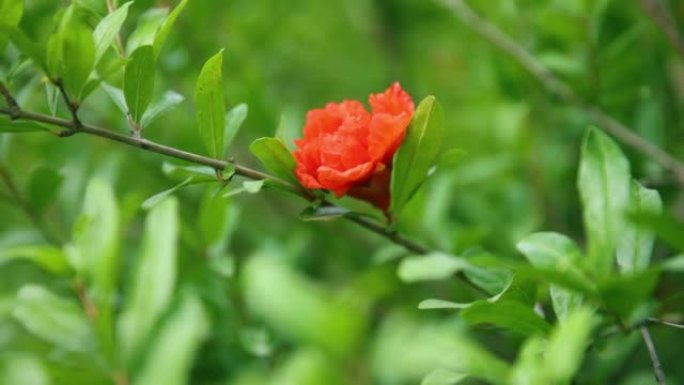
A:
[293, 82, 415, 211]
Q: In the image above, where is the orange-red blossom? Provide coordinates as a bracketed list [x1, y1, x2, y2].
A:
[293, 83, 415, 211]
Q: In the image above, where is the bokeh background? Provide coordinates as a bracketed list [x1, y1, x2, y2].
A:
[1, 0, 684, 384]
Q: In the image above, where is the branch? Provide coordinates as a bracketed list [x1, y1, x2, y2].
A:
[441, 0, 684, 185]
[640, 0, 684, 60]
[640, 325, 668, 385]
[648, 317, 684, 330]
[0, 106, 483, 293]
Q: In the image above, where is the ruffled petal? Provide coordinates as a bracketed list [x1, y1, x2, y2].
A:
[316, 162, 375, 196]
[369, 82, 415, 117]
[367, 112, 411, 163]
[303, 100, 369, 138]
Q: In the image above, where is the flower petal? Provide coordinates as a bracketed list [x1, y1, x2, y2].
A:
[369, 82, 415, 117]
[367, 112, 411, 163]
[317, 162, 375, 196]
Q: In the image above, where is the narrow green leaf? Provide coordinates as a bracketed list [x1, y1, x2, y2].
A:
[461, 300, 550, 336]
[118, 197, 179, 362]
[545, 307, 594, 382]
[422, 369, 467, 385]
[617, 181, 662, 273]
[0, 245, 70, 275]
[0, 0, 23, 51]
[58, 7, 96, 100]
[578, 127, 631, 275]
[161, 162, 220, 183]
[140, 90, 184, 129]
[142, 177, 193, 210]
[244, 180, 265, 193]
[224, 103, 248, 154]
[198, 190, 238, 258]
[25, 166, 63, 212]
[65, 178, 119, 355]
[195, 50, 226, 158]
[12, 285, 93, 352]
[0, 116, 49, 133]
[299, 205, 350, 222]
[390, 95, 444, 215]
[92, 1, 132, 63]
[249, 137, 297, 183]
[152, 0, 189, 57]
[398, 253, 469, 283]
[628, 211, 684, 251]
[124, 45, 156, 124]
[45, 81, 60, 116]
[126, 8, 168, 54]
[133, 291, 209, 385]
[101, 82, 128, 115]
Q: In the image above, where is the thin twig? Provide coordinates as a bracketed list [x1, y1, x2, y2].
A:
[0, 106, 482, 294]
[53, 79, 81, 128]
[0, 82, 20, 118]
[640, 325, 668, 385]
[648, 317, 684, 330]
[441, 0, 684, 185]
[640, 0, 684, 59]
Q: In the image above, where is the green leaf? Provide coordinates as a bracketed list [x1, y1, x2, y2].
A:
[118, 197, 179, 362]
[92, 1, 132, 63]
[65, 178, 119, 354]
[224, 103, 248, 154]
[0, 245, 70, 275]
[421, 370, 467, 385]
[142, 177, 194, 210]
[242, 252, 364, 357]
[516, 232, 585, 321]
[597, 269, 659, 319]
[26, 166, 63, 212]
[662, 254, 684, 272]
[101, 82, 128, 115]
[161, 162, 221, 183]
[0, 116, 50, 133]
[249, 137, 297, 183]
[140, 90, 184, 129]
[221, 180, 265, 198]
[198, 190, 238, 258]
[627, 211, 684, 251]
[152, 0, 189, 57]
[126, 8, 168, 54]
[124, 45, 156, 124]
[0, 0, 23, 51]
[372, 314, 510, 384]
[390, 96, 444, 215]
[12, 285, 93, 352]
[578, 127, 631, 275]
[0, 26, 47, 71]
[58, 7, 96, 100]
[617, 181, 662, 273]
[461, 300, 550, 336]
[545, 307, 594, 382]
[397, 253, 469, 283]
[299, 205, 350, 222]
[133, 290, 210, 385]
[195, 50, 226, 158]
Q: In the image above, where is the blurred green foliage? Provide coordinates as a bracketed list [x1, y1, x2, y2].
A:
[2, 0, 684, 384]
